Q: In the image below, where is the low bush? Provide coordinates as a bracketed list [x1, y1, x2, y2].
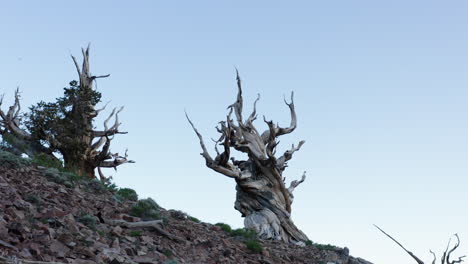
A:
[116, 188, 138, 201]
[188, 216, 201, 223]
[129, 230, 142, 237]
[230, 228, 257, 240]
[215, 223, 232, 233]
[245, 239, 263, 254]
[305, 240, 337, 251]
[0, 150, 31, 169]
[130, 198, 161, 220]
[78, 214, 98, 230]
[31, 153, 63, 170]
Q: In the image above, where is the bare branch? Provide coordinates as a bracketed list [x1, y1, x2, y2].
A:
[99, 149, 135, 169]
[93, 106, 127, 137]
[277, 140, 305, 171]
[447, 234, 465, 264]
[71, 54, 81, 76]
[227, 69, 244, 124]
[0, 89, 31, 140]
[374, 225, 425, 264]
[245, 93, 260, 127]
[277, 91, 297, 136]
[430, 250, 436, 264]
[288, 171, 306, 193]
[186, 111, 241, 179]
[92, 100, 110, 117]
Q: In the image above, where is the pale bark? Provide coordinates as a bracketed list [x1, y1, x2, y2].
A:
[187, 71, 308, 243]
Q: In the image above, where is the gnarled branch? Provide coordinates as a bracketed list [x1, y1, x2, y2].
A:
[375, 225, 465, 264]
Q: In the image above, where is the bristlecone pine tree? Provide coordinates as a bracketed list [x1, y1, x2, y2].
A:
[187, 71, 308, 243]
[0, 45, 134, 179]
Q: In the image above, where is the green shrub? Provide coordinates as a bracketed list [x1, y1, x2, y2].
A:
[230, 228, 257, 240]
[245, 239, 263, 254]
[161, 249, 173, 257]
[188, 216, 201, 223]
[305, 239, 337, 250]
[25, 194, 41, 205]
[130, 198, 161, 220]
[0, 150, 31, 169]
[116, 188, 138, 201]
[31, 153, 63, 169]
[313, 243, 337, 251]
[78, 214, 98, 230]
[86, 178, 118, 194]
[215, 223, 232, 233]
[43, 168, 82, 187]
[129, 230, 142, 237]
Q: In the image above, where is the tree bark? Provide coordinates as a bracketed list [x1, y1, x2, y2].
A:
[187, 71, 308, 243]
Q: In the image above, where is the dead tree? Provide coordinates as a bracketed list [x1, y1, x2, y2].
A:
[0, 45, 134, 179]
[187, 71, 308, 243]
[375, 225, 466, 264]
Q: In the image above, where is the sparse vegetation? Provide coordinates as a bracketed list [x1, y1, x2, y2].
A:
[116, 188, 138, 201]
[129, 231, 142, 237]
[215, 226, 263, 254]
[130, 198, 161, 220]
[305, 240, 337, 251]
[78, 214, 98, 231]
[230, 228, 257, 240]
[188, 216, 201, 223]
[161, 249, 173, 257]
[0, 149, 31, 169]
[31, 152, 63, 170]
[245, 239, 263, 254]
[215, 223, 232, 233]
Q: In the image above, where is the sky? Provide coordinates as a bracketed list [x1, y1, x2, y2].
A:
[0, 1, 467, 263]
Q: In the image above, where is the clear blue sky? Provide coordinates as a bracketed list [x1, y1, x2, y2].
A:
[1, 1, 467, 263]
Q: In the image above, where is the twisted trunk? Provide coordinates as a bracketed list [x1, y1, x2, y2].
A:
[235, 161, 308, 242]
[187, 71, 308, 243]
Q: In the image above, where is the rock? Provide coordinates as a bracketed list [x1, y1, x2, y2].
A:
[112, 225, 123, 236]
[49, 240, 70, 258]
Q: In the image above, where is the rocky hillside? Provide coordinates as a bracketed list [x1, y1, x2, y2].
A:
[0, 151, 373, 264]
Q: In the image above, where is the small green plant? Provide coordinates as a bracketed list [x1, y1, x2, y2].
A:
[244, 239, 263, 254]
[161, 249, 173, 257]
[130, 198, 161, 220]
[0, 149, 31, 169]
[230, 228, 257, 240]
[306, 240, 337, 251]
[313, 243, 337, 251]
[25, 194, 41, 205]
[43, 168, 83, 188]
[129, 230, 142, 237]
[116, 188, 138, 201]
[31, 153, 63, 170]
[78, 214, 98, 231]
[102, 178, 118, 193]
[188, 216, 201, 223]
[215, 223, 232, 233]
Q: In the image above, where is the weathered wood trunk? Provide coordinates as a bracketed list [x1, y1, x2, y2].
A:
[235, 161, 308, 242]
[187, 72, 309, 243]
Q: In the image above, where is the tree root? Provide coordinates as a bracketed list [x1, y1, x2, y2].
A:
[105, 219, 185, 243]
